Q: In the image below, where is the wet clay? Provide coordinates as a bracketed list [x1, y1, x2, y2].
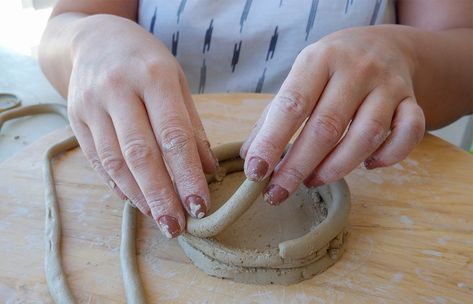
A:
[179, 142, 350, 285]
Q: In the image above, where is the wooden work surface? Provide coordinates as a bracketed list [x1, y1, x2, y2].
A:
[0, 94, 472, 303]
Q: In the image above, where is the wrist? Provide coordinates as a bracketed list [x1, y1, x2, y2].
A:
[371, 24, 422, 80]
[71, 14, 136, 62]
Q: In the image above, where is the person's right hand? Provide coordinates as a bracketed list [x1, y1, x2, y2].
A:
[67, 15, 217, 238]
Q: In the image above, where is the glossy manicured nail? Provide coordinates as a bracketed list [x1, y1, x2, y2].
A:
[158, 215, 181, 238]
[264, 184, 289, 206]
[246, 156, 269, 181]
[364, 157, 377, 170]
[184, 195, 207, 219]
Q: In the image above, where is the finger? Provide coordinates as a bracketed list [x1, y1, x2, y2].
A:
[263, 71, 371, 205]
[303, 87, 398, 188]
[108, 93, 185, 238]
[180, 74, 218, 174]
[240, 102, 271, 160]
[244, 49, 330, 181]
[143, 75, 210, 220]
[84, 112, 153, 217]
[69, 117, 129, 202]
[364, 97, 425, 169]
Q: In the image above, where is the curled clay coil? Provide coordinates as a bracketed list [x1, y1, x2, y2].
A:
[179, 142, 351, 285]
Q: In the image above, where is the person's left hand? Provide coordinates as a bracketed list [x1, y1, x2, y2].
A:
[240, 25, 425, 205]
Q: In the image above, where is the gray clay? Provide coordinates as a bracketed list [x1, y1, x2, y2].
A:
[179, 142, 350, 285]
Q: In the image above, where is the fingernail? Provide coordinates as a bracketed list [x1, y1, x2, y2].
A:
[157, 215, 181, 238]
[264, 184, 289, 206]
[304, 173, 324, 188]
[246, 156, 269, 181]
[184, 195, 207, 219]
[364, 157, 377, 170]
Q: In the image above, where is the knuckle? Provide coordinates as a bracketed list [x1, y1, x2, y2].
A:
[89, 157, 104, 172]
[275, 89, 309, 118]
[359, 119, 388, 149]
[123, 139, 153, 168]
[356, 57, 382, 78]
[302, 41, 334, 62]
[297, 46, 317, 64]
[143, 59, 177, 81]
[388, 75, 410, 92]
[101, 65, 126, 89]
[160, 124, 192, 155]
[101, 151, 126, 176]
[309, 114, 344, 146]
[146, 188, 177, 218]
[75, 87, 98, 114]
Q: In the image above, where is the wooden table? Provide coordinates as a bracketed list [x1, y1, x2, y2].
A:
[1, 94, 472, 303]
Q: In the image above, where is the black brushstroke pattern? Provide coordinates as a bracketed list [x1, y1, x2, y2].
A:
[199, 59, 207, 94]
[172, 31, 179, 56]
[240, 0, 253, 33]
[203, 19, 214, 53]
[344, 0, 354, 14]
[149, 7, 157, 34]
[255, 68, 267, 93]
[231, 41, 242, 73]
[369, 0, 382, 25]
[177, 0, 187, 23]
[266, 26, 278, 61]
[305, 0, 319, 41]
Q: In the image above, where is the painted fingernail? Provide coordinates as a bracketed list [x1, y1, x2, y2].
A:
[364, 157, 377, 170]
[246, 156, 269, 181]
[157, 215, 181, 239]
[264, 184, 289, 206]
[184, 195, 207, 219]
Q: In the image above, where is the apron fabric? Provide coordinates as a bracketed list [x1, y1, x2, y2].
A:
[138, 0, 396, 94]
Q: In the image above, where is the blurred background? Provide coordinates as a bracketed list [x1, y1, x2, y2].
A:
[0, 0, 54, 57]
[0, 0, 471, 162]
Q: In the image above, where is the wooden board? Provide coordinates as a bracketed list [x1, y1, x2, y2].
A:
[0, 94, 472, 303]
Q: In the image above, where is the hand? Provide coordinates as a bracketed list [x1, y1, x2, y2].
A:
[241, 25, 425, 205]
[67, 15, 217, 237]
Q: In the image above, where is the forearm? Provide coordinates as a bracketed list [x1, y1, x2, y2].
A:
[39, 0, 139, 98]
[409, 27, 473, 130]
[39, 13, 87, 97]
